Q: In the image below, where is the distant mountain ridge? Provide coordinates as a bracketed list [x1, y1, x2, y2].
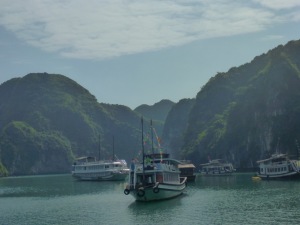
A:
[134, 99, 175, 122]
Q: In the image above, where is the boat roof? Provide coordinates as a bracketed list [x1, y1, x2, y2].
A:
[178, 164, 196, 169]
[144, 153, 182, 165]
[74, 156, 126, 164]
[75, 156, 96, 161]
[200, 159, 229, 166]
[256, 153, 288, 163]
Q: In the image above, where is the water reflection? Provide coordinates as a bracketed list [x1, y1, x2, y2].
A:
[126, 194, 184, 224]
[0, 174, 126, 197]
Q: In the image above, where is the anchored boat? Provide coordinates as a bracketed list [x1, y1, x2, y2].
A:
[72, 156, 129, 181]
[124, 153, 187, 201]
[256, 153, 300, 180]
[124, 118, 187, 201]
[178, 161, 196, 182]
[199, 159, 235, 176]
[72, 135, 129, 181]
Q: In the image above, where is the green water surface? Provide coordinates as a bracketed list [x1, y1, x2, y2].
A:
[0, 173, 300, 225]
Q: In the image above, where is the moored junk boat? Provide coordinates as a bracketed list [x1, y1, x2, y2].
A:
[178, 161, 196, 182]
[256, 153, 300, 180]
[124, 153, 187, 201]
[72, 156, 129, 181]
[199, 159, 235, 176]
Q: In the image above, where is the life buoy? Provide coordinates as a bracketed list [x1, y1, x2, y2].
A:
[153, 187, 159, 194]
[124, 189, 130, 195]
[137, 189, 145, 197]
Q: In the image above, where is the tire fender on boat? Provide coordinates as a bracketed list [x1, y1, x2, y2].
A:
[153, 187, 159, 194]
[124, 189, 130, 195]
[137, 189, 145, 197]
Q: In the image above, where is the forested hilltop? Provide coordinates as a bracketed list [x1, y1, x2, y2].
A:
[0, 73, 148, 176]
[164, 39, 300, 169]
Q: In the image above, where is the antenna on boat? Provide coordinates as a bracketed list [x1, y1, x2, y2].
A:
[98, 134, 101, 161]
[295, 139, 300, 159]
[276, 138, 280, 154]
[112, 135, 115, 161]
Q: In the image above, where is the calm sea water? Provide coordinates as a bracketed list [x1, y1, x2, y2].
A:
[1, 173, 300, 225]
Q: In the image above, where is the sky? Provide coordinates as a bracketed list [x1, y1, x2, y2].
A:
[0, 0, 299, 109]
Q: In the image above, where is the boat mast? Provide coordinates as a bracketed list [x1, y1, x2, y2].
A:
[141, 117, 145, 181]
[151, 119, 154, 154]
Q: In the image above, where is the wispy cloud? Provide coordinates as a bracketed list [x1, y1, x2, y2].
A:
[254, 0, 300, 10]
[259, 35, 285, 41]
[0, 0, 299, 60]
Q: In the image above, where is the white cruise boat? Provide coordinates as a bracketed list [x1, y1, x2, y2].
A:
[72, 156, 129, 181]
[256, 153, 300, 179]
[124, 153, 187, 202]
[199, 159, 235, 176]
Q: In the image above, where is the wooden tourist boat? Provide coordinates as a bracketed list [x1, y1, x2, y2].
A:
[124, 153, 187, 201]
[178, 162, 196, 182]
[256, 153, 300, 180]
[123, 118, 187, 201]
[199, 159, 235, 176]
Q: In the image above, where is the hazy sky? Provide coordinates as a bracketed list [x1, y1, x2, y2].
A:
[0, 0, 299, 109]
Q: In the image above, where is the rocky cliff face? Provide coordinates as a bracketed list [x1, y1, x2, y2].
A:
[180, 40, 300, 168]
[161, 98, 195, 158]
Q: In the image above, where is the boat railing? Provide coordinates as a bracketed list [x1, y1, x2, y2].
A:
[74, 159, 122, 166]
[180, 176, 187, 184]
[134, 162, 177, 172]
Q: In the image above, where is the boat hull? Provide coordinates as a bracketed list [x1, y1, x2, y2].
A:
[186, 175, 196, 181]
[129, 180, 186, 202]
[72, 171, 128, 181]
[257, 171, 300, 180]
